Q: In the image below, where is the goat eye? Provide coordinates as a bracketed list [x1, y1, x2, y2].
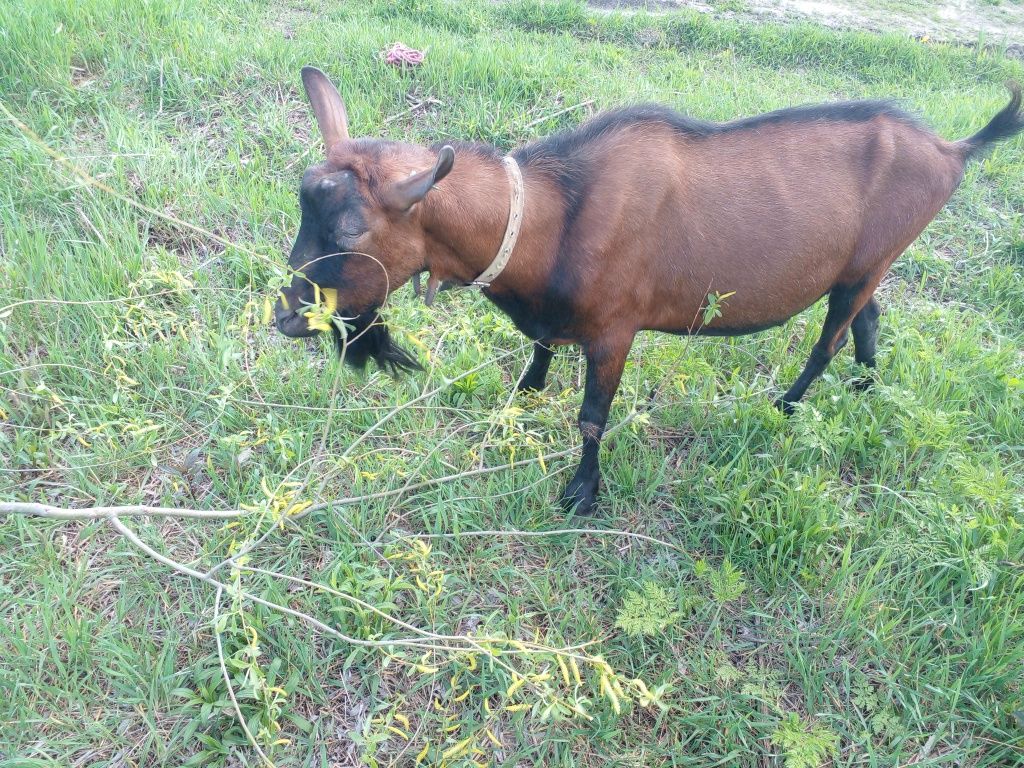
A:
[334, 215, 364, 243]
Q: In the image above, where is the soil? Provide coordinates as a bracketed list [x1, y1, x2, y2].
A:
[590, 0, 1024, 52]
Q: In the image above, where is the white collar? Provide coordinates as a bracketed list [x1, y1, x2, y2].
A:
[420, 156, 524, 306]
[468, 155, 524, 287]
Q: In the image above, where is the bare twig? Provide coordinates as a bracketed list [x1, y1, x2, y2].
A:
[239, 565, 595, 656]
[0, 502, 243, 520]
[383, 96, 444, 125]
[523, 99, 594, 131]
[105, 515, 476, 653]
[2, 410, 638, 525]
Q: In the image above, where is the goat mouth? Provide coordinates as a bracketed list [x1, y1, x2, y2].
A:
[275, 308, 321, 338]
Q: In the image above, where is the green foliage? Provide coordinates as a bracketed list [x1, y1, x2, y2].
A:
[696, 558, 748, 604]
[770, 713, 840, 768]
[1, 0, 1023, 765]
[740, 663, 785, 711]
[851, 677, 908, 744]
[702, 290, 736, 327]
[614, 581, 682, 636]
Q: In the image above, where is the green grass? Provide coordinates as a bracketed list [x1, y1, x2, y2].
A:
[1, 0, 1023, 766]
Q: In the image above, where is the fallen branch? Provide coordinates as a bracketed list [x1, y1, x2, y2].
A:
[0, 502, 243, 520]
[106, 514, 499, 654]
[1, 412, 638, 526]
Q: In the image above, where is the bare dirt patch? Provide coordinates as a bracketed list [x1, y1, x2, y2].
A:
[592, 0, 1024, 50]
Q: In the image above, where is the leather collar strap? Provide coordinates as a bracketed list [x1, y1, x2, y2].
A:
[468, 156, 524, 288]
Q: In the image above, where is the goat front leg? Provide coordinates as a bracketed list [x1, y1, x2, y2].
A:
[560, 335, 632, 516]
[516, 341, 555, 393]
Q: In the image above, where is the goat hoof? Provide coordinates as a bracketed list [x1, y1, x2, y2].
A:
[774, 397, 796, 416]
[515, 374, 548, 394]
[560, 476, 598, 516]
[852, 372, 877, 392]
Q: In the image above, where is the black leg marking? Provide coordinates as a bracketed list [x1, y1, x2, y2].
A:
[776, 285, 862, 414]
[516, 341, 555, 393]
[851, 296, 880, 390]
[560, 337, 631, 516]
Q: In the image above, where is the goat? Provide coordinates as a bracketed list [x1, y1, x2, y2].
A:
[274, 67, 1023, 515]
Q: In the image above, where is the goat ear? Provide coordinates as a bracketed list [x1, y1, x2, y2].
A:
[380, 146, 455, 212]
[301, 66, 349, 151]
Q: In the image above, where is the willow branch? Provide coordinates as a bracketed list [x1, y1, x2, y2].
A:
[0, 502, 243, 520]
[105, 515, 465, 654]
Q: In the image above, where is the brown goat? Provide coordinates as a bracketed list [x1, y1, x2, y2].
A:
[275, 67, 1024, 515]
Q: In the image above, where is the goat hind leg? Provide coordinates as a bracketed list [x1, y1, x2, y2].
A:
[851, 296, 881, 391]
[776, 285, 866, 414]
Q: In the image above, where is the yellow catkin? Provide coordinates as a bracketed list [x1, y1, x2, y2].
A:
[394, 713, 411, 730]
[608, 693, 621, 715]
[386, 726, 409, 740]
[556, 655, 571, 687]
[453, 687, 473, 703]
[485, 729, 502, 747]
[505, 703, 531, 712]
[506, 676, 527, 697]
[612, 679, 626, 700]
[601, 676, 622, 715]
[415, 741, 430, 764]
[569, 657, 582, 685]
[442, 737, 473, 760]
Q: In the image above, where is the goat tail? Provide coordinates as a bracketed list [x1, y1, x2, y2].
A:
[959, 81, 1024, 160]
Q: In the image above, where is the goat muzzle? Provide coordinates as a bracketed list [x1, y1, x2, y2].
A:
[274, 299, 320, 338]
